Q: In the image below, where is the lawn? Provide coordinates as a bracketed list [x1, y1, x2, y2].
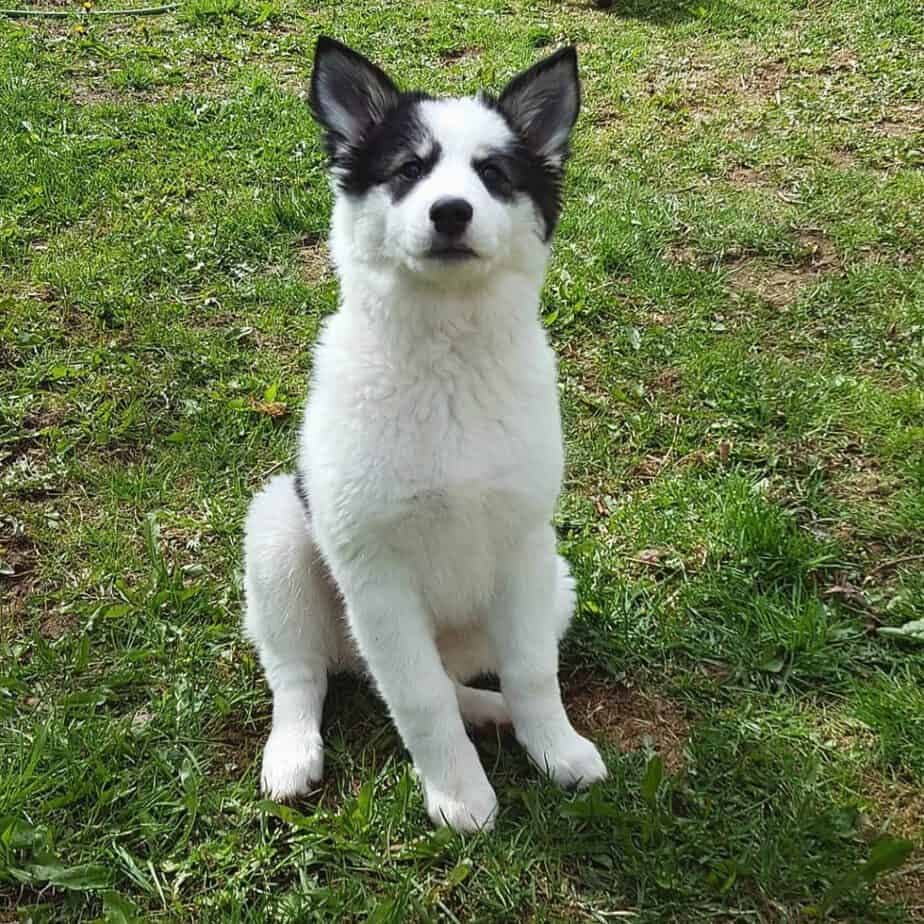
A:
[1, 0, 923, 919]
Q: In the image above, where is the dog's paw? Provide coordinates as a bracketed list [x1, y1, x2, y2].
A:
[422, 774, 498, 833]
[529, 731, 607, 789]
[260, 727, 324, 801]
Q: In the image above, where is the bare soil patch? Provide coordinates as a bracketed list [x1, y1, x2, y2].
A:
[865, 773, 924, 908]
[875, 865, 924, 914]
[727, 164, 772, 189]
[645, 54, 792, 120]
[663, 242, 697, 267]
[562, 670, 690, 773]
[630, 454, 668, 482]
[39, 610, 77, 640]
[743, 60, 788, 102]
[297, 236, 332, 282]
[829, 148, 858, 169]
[436, 46, 482, 66]
[875, 104, 923, 139]
[727, 229, 839, 308]
[727, 262, 810, 307]
[650, 366, 681, 395]
[862, 773, 924, 842]
[0, 528, 38, 630]
[210, 716, 264, 782]
[819, 48, 860, 75]
[796, 230, 838, 270]
[69, 80, 211, 106]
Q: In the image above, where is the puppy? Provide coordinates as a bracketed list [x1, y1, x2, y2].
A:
[244, 37, 606, 832]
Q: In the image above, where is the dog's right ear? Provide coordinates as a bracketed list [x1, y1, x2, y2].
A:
[310, 37, 399, 154]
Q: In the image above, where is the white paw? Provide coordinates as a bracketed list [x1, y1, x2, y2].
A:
[422, 774, 498, 833]
[260, 727, 324, 800]
[528, 731, 608, 789]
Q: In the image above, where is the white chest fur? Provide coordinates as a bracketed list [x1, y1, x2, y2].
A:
[299, 280, 563, 624]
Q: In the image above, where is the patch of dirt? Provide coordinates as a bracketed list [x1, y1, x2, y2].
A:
[0, 400, 63, 467]
[0, 527, 38, 629]
[727, 165, 771, 189]
[644, 308, 674, 326]
[0, 341, 19, 370]
[651, 366, 681, 394]
[586, 103, 623, 128]
[436, 46, 482, 66]
[817, 48, 860, 76]
[645, 55, 791, 119]
[727, 230, 838, 308]
[743, 60, 788, 102]
[663, 242, 697, 266]
[39, 610, 77, 640]
[68, 79, 173, 107]
[645, 61, 716, 116]
[830, 457, 899, 503]
[727, 261, 812, 308]
[865, 773, 924, 909]
[21, 402, 68, 435]
[297, 236, 332, 282]
[159, 524, 204, 555]
[797, 230, 838, 271]
[875, 865, 924, 915]
[829, 148, 858, 169]
[561, 670, 690, 773]
[857, 245, 917, 269]
[631, 454, 668, 481]
[875, 104, 923, 139]
[862, 773, 924, 842]
[67, 64, 227, 107]
[209, 716, 264, 782]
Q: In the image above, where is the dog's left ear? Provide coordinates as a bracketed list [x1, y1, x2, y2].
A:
[498, 46, 580, 165]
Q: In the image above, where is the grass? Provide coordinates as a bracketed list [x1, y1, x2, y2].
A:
[1, 0, 922, 919]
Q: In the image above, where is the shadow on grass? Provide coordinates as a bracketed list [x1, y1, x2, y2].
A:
[588, 0, 750, 28]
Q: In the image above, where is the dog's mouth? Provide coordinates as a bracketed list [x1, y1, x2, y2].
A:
[427, 243, 478, 261]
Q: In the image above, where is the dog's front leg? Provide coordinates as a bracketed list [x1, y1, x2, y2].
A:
[342, 563, 498, 832]
[490, 530, 608, 789]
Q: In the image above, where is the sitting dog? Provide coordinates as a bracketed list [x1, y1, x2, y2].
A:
[244, 36, 606, 832]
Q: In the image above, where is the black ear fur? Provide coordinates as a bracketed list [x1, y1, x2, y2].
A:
[498, 46, 580, 163]
[309, 37, 400, 153]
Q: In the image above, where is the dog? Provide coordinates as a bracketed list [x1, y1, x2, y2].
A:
[243, 36, 606, 832]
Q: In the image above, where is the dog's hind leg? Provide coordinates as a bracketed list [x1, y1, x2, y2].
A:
[243, 474, 346, 800]
[455, 684, 511, 728]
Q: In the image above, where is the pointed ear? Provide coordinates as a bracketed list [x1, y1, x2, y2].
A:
[498, 46, 580, 165]
[309, 37, 400, 151]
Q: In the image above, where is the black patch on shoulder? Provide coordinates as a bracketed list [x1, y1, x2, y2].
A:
[322, 94, 441, 201]
[293, 469, 311, 520]
[478, 98, 567, 241]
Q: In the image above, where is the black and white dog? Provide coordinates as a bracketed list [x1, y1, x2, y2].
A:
[244, 37, 606, 832]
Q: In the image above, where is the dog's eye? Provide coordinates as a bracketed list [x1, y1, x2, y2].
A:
[398, 159, 424, 180]
[478, 163, 510, 193]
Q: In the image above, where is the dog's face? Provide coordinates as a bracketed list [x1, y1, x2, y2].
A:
[309, 38, 580, 285]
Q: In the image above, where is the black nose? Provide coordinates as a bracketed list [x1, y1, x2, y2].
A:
[429, 197, 473, 237]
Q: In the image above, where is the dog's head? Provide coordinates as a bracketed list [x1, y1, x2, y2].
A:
[309, 37, 580, 286]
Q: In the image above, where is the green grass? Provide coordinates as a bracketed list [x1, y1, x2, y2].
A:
[2, 0, 923, 919]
